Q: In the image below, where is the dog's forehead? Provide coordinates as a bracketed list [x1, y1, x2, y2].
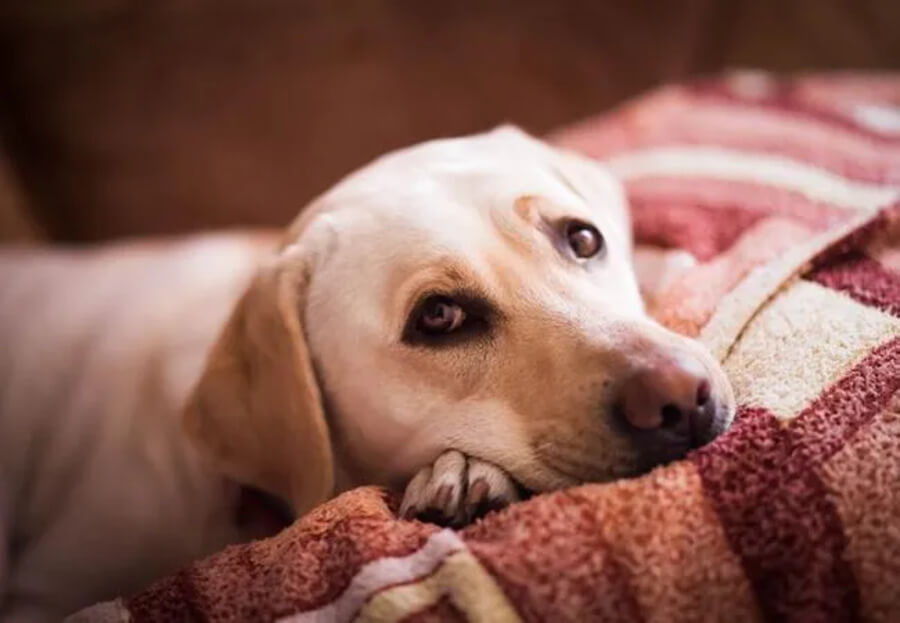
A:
[343, 139, 563, 207]
[315, 134, 587, 243]
[300, 129, 636, 314]
[316, 152, 580, 273]
[285, 128, 622, 255]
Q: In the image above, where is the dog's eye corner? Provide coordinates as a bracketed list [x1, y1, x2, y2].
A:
[565, 220, 604, 259]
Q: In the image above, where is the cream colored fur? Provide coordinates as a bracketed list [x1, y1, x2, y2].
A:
[0, 127, 733, 622]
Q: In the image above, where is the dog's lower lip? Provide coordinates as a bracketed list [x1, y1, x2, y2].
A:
[689, 410, 706, 449]
[516, 482, 536, 500]
[693, 401, 727, 448]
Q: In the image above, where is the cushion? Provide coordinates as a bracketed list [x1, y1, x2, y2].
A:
[71, 71, 900, 623]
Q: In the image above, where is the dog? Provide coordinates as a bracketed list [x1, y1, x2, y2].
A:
[0, 126, 735, 621]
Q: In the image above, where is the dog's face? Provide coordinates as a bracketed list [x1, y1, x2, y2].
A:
[184, 127, 735, 514]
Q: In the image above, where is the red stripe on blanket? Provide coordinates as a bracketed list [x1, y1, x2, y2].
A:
[691, 406, 861, 622]
[629, 178, 846, 260]
[631, 200, 765, 261]
[127, 488, 437, 622]
[807, 253, 900, 318]
[819, 392, 900, 621]
[628, 177, 850, 225]
[693, 338, 900, 621]
[807, 204, 900, 270]
[553, 84, 900, 183]
[652, 99, 899, 183]
[790, 337, 900, 463]
[690, 80, 900, 147]
[463, 492, 644, 623]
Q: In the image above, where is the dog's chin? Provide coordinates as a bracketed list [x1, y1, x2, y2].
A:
[542, 447, 683, 488]
[526, 431, 729, 493]
[507, 461, 584, 495]
[511, 404, 736, 496]
[505, 453, 689, 503]
[632, 406, 734, 474]
[513, 452, 642, 495]
[631, 441, 694, 475]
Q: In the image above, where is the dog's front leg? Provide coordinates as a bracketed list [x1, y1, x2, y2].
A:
[398, 450, 520, 527]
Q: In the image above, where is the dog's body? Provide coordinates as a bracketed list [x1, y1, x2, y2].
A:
[0, 235, 276, 621]
[0, 127, 734, 621]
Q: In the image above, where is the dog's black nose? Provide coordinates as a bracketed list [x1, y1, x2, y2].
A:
[616, 355, 717, 446]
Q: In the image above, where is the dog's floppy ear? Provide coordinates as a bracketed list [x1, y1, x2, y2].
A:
[183, 250, 333, 516]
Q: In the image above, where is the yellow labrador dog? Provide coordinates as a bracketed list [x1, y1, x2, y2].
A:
[0, 126, 734, 621]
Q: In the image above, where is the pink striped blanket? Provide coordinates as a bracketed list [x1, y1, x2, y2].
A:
[72, 72, 900, 623]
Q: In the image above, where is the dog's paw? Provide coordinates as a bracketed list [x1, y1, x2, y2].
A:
[399, 450, 520, 527]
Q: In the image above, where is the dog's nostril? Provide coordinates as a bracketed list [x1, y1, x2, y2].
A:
[696, 380, 711, 407]
[661, 404, 682, 428]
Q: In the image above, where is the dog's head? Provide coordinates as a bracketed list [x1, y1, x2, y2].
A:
[184, 126, 735, 514]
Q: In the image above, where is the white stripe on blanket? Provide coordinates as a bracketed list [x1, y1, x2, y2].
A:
[278, 529, 465, 623]
[607, 146, 898, 211]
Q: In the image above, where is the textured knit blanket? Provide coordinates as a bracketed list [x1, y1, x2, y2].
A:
[71, 72, 900, 623]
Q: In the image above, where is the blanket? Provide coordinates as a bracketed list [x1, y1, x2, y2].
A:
[71, 72, 900, 623]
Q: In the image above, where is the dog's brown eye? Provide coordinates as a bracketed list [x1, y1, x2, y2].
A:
[566, 222, 604, 259]
[417, 296, 466, 334]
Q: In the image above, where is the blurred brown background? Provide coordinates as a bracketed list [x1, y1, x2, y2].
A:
[0, 0, 898, 243]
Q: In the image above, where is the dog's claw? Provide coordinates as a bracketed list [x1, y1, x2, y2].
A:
[400, 450, 519, 527]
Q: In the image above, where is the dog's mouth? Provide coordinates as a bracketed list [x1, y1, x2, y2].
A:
[525, 400, 733, 492]
[629, 398, 734, 473]
[514, 479, 537, 501]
